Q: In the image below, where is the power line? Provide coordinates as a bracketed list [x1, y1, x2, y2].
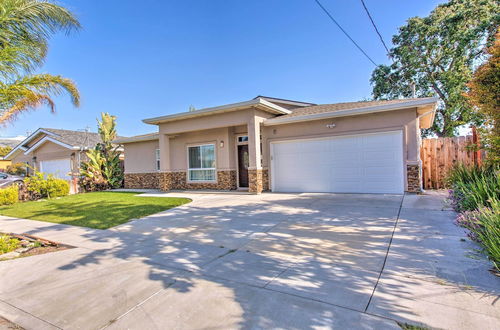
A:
[360, 0, 391, 57]
[313, 0, 379, 67]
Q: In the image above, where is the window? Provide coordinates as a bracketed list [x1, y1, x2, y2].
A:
[188, 144, 216, 181]
[238, 136, 248, 143]
[155, 149, 160, 171]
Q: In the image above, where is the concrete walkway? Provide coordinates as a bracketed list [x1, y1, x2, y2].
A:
[0, 191, 498, 329]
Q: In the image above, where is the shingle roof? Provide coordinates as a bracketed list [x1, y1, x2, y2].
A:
[282, 98, 436, 119]
[42, 128, 103, 149]
[114, 132, 159, 144]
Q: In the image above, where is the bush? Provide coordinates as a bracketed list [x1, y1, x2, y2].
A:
[46, 176, 70, 197]
[448, 163, 500, 272]
[0, 185, 19, 205]
[455, 209, 483, 241]
[447, 164, 500, 212]
[25, 171, 70, 199]
[475, 201, 500, 272]
[6, 162, 26, 176]
[0, 234, 20, 254]
[462, 199, 500, 272]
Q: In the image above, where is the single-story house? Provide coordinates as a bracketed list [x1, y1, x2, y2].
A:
[5, 128, 115, 193]
[115, 96, 438, 194]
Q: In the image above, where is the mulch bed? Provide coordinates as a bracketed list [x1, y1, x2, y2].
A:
[0, 233, 73, 261]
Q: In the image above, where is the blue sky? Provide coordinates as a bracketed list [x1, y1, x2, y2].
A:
[1, 0, 441, 138]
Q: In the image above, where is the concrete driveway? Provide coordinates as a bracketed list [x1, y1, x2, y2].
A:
[0, 192, 498, 329]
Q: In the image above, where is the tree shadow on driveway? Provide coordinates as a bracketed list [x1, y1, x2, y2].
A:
[1, 193, 498, 329]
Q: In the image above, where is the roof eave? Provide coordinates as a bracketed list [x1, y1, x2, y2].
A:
[254, 95, 316, 107]
[4, 146, 27, 160]
[142, 98, 291, 125]
[23, 136, 76, 155]
[417, 103, 438, 129]
[264, 98, 439, 126]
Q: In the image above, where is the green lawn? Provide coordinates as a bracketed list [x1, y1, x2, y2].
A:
[0, 192, 191, 229]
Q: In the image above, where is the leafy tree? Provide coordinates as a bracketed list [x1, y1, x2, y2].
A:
[0, 0, 81, 124]
[80, 113, 123, 191]
[370, 0, 499, 137]
[466, 29, 500, 163]
[0, 146, 12, 157]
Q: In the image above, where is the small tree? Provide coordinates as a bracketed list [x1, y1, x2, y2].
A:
[466, 30, 500, 163]
[80, 113, 123, 191]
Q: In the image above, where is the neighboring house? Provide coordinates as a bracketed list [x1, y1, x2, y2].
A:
[0, 136, 26, 169]
[115, 96, 438, 194]
[5, 128, 110, 193]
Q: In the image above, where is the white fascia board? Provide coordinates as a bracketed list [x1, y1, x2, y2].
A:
[21, 128, 57, 145]
[3, 128, 57, 160]
[3, 145, 27, 160]
[142, 98, 291, 125]
[257, 98, 292, 114]
[258, 97, 315, 107]
[264, 98, 439, 126]
[23, 136, 77, 155]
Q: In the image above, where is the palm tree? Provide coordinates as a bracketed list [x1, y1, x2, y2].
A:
[0, 0, 81, 124]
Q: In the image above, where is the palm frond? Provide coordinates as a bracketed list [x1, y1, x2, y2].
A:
[0, 72, 80, 124]
[0, 90, 54, 124]
[0, 0, 80, 75]
[14, 73, 80, 106]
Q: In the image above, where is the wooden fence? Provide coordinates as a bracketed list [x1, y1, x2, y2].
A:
[420, 135, 482, 190]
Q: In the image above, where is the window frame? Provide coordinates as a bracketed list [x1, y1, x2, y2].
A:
[186, 143, 217, 182]
[237, 135, 249, 144]
[155, 149, 160, 171]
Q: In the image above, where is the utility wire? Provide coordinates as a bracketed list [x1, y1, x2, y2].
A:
[313, 0, 379, 67]
[360, 0, 391, 58]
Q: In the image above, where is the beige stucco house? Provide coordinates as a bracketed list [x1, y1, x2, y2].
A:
[116, 96, 438, 194]
[5, 128, 107, 193]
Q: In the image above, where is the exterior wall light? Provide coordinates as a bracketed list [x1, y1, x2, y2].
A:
[219, 141, 224, 148]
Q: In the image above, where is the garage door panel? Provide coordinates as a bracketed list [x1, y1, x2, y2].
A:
[40, 159, 71, 180]
[271, 131, 404, 194]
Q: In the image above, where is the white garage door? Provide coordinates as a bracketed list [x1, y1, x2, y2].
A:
[39, 158, 72, 179]
[271, 131, 404, 194]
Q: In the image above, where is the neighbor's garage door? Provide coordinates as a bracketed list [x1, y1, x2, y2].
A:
[271, 131, 404, 194]
[39, 158, 72, 179]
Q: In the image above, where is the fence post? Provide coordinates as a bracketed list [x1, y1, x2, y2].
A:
[471, 126, 482, 166]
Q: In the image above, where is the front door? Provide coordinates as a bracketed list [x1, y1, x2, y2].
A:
[238, 144, 249, 188]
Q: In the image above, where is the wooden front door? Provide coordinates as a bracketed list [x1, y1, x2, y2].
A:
[238, 144, 249, 188]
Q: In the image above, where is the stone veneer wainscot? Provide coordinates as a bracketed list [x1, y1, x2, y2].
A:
[159, 170, 237, 191]
[124, 173, 161, 189]
[406, 164, 422, 193]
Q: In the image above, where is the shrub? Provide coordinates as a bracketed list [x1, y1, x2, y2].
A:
[448, 164, 500, 272]
[25, 171, 70, 199]
[0, 185, 18, 205]
[446, 163, 500, 212]
[0, 234, 20, 254]
[46, 176, 70, 197]
[455, 209, 483, 241]
[6, 162, 26, 176]
[474, 199, 500, 272]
